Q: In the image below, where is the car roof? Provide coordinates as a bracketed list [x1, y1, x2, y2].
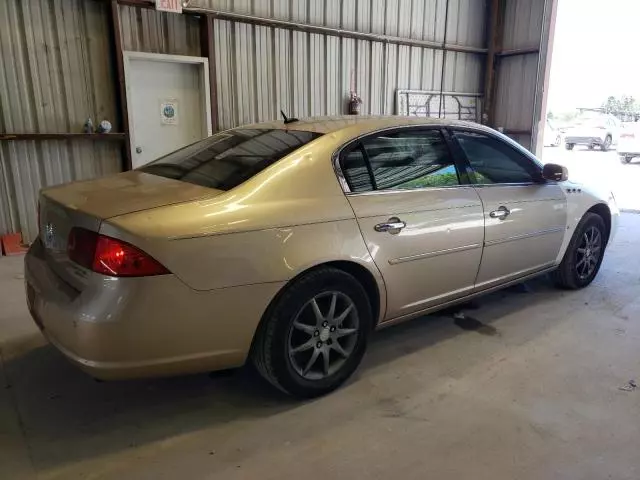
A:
[238, 115, 491, 135]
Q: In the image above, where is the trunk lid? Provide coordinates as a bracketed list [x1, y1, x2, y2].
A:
[43, 170, 219, 220]
[39, 171, 219, 289]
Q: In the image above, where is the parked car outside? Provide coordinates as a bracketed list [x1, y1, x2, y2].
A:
[25, 116, 619, 398]
[565, 114, 619, 151]
[618, 122, 640, 163]
[544, 119, 562, 147]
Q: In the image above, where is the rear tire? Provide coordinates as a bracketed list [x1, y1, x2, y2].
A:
[552, 213, 607, 290]
[565, 143, 575, 150]
[620, 155, 632, 164]
[252, 267, 372, 398]
[555, 135, 561, 147]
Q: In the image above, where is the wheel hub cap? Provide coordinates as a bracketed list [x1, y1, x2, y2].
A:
[287, 291, 360, 381]
[576, 226, 602, 280]
[319, 327, 331, 342]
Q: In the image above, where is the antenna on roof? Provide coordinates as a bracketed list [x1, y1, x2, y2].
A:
[280, 110, 298, 125]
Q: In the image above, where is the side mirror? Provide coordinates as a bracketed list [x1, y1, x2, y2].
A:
[542, 163, 568, 182]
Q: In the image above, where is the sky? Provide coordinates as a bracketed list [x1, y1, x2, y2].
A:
[546, 0, 640, 113]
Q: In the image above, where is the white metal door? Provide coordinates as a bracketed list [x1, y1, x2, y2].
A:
[125, 52, 212, 168]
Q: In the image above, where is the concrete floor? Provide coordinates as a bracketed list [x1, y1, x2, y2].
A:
[1, 214, 639, 480]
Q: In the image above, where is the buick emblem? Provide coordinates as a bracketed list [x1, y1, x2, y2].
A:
[44, 223, 55, 248]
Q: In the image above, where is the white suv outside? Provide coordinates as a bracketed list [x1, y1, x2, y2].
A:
[565, 114, 619, 151]
[618, 122, 640, 163]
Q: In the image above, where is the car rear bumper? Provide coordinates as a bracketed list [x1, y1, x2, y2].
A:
[565, 136, 605, 145]
[24, 239, 284, 380]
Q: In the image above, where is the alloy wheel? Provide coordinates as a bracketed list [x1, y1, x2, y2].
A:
[287, 291, 359, 381]
[575, 226, 602, 280]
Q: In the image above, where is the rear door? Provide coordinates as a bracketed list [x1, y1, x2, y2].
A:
[339, 127, 485, 320]
[449, 129, 567, 290]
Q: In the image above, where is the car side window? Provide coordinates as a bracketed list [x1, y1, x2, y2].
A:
[347, 129, 460, 192]
[341, 146, 374, 193]
[452, 131, 540, 184]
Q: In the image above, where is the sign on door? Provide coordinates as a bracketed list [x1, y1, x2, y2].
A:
[160, 100, 179, 125]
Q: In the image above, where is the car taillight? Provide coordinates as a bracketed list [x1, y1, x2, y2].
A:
[621, 132, 635, 138]
[68, 227, 169, 277]
[68, 228, 99, 269]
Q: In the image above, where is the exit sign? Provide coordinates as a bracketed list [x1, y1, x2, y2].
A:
[156, 0, 182, 14]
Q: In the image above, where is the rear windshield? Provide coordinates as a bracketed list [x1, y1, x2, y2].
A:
[139, 129, 322, 191]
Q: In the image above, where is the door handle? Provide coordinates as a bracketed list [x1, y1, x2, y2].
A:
[489, 206, 510, 220]
[374, 217, 406, 234]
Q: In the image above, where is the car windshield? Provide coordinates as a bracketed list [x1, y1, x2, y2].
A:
[139, 129, 322, 191]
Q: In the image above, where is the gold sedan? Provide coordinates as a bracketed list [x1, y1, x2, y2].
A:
[25, 116, 618, 397]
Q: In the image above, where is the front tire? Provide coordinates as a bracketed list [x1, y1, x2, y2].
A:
[600, 135, 612, 151]
[252, 267, 372, 398]
[620, 155, 632, 164]
[565, 143, 575, 150]
[552, 213, 607, 289]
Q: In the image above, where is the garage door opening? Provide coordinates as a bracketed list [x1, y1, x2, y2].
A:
[542, 0, 640, 211]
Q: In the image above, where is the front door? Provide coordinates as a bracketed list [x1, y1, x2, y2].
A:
[339, 128, 485, 320]
[449, 129, 567, 290]
[125, 53, 211, 168]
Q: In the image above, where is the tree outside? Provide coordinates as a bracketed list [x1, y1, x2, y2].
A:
[602, 95, 640, 121]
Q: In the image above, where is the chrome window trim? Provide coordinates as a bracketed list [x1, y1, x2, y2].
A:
[472, 182, 537, 188]
[331, 123, 463, 195]
[345, 185, 478, 197]
[333, 163, 352, 193]
[472, 182, 561, 188]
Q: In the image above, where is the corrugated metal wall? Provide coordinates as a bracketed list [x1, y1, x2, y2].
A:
[493, 0, 552, 151]
[205, 0, 486, 129]
[1, 0, 490, 243]
[0, 0, 121, 243]
[0, 1, 204, 243]
[119, 5, 201, 55]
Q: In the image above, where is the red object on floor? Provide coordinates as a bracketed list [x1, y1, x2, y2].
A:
[1, 233, 28, 256]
